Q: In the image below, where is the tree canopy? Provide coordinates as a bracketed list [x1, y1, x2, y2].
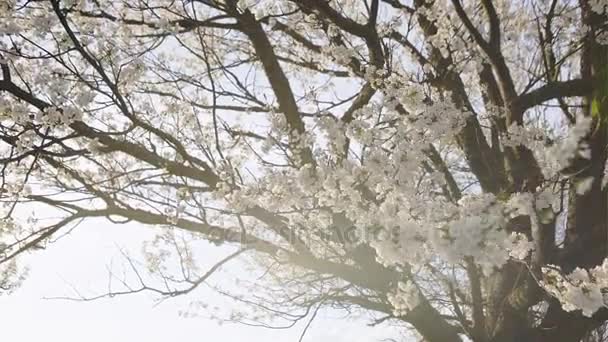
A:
[0, 0, 607, 341]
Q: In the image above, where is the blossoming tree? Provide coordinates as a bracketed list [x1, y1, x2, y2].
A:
[0, 0, 607, 340]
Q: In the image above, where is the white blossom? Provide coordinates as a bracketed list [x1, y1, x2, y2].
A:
[388, 281, 420, 316]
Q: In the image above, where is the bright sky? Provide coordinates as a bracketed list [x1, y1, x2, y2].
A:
[0, 215, 405, 342]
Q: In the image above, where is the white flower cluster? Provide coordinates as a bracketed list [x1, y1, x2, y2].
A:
[322, 45, 357, 66]
[431, 194, 512, 274]
[119, 58, 146, 90]
[0, 0, 19, 34]
[387, 281, 420, 316]
[34, 106, 82, 127]
[12, 130, 37, 155]
[507, 189, 556, 219]
[542, 260, 608, 317]
[380, 75, 467, 145]
[0, 259, 26, 295]
[373, 191, 538, 275]
[603, 158, 608, 189]
[502, 123, 548, 148]
[371, 217, 427, 267]
[508, 232, 534, 260]
[597, 30, 608, 45]
[576, 177, 595, 195]
[317, 116, 347, 155]
[156, 17, 179, 34]
[0, 98, 30, 125]
[0, 217, 28, 295]
[590, 0, 608, 14]
[237, 0, 283, 20]
[545, 115, 593, 175]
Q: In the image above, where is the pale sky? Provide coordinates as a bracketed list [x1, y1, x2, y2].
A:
[0, 215, 405, 342]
